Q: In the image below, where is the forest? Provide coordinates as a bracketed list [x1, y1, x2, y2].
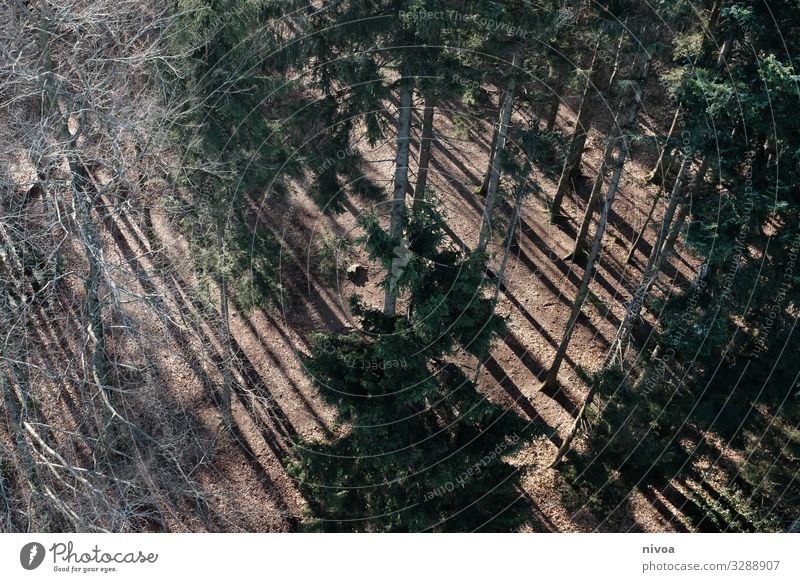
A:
[0, 0, 798, 533]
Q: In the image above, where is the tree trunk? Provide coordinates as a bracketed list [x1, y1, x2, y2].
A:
[216, 217, 233, 425]
[384, 82, 414, 315]
[706, 0, 724, 42]
[564, 35, 628, 262]
[716, 35, 734, 69]
[645, 107, 680, 185]
[550, 44, 601, 218]
[661, 158, 709, 257]
[38, 0, 109, 392]
[0, 362, 38, 505]
[645, 156, 692, 273]
[565, 136, 615, 263]
[608, 155, 693, 366]
[548, 376, 599, 468]
[70, 163, 110, 392]
[540, 135, 631, 392]
[625, 190, 662, 265]
[661, 203, 689, 257]
[701, 0, 725, 59]
[477, 49, 521, 254]
[541, 62, 650, 388]
[412, 96, 435, 214]
[476, 119, 500, 197]
[472, 171, 530, 383]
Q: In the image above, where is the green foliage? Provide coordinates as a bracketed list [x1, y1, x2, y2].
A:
[289, 204, 540, 531]
[314, 232, 354, 286]
[165, 0, 310, 309]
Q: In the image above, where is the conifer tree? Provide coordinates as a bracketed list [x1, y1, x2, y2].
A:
[289, 203, 541, 531]
[540, 53, 650, 392]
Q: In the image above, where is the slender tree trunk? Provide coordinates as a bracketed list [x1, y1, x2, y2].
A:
[549, 53, 657, 466]
[716, 35, 734, 69]
[550, 44, 601, 218]
[645, 107, 681, 184]
[472, 171, 530, 383]
[645, 156, 692, 273]
[661, 158, 709, 257]
[491, 176, 529, 308]
[700, 0, 725, 62]
[216, 217, 233, 425]
[545, 91, 560, 132]
[412, 96, 435, 214]
[625, 190, 662, 265]
[608, 155, 693, 366]
[565, 135, 615, 263]
[541, 63, 650, 389]
[477, 49, 521, 254]
[540, 135, 631, 392]
[563, 34, 627, 262]
[70, 162, 110, 392]
[40, 2, 110, 396]
[384, 82, 414, 315]
[476, 119, 500, 197]
[0, 363, 37, 507]
[548, 375, 599, 468]
[547, 140, 643, 467]
[662, 203, 689, 257]
[706, 0, 724, 43]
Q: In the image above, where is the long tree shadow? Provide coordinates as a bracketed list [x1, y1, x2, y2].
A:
[10, 299, 236, 531]
[517, 488, 559, 532]
[657, 481, 721, 533]
[435, 103, 496, 152]
[102, 206, 304, 502]
[504, 240, 620, 337]
[220, 405, 299, 530]
[482, 354, 563, 449]
[26, 319, 96, 462]
[637, 484, 691, 532]
[229, 295, 332, 437]
[382, 102, 487, 188]
[241, 194, 348, 335]
[516, 217, 625, 329]
[502, 331, 579, 416]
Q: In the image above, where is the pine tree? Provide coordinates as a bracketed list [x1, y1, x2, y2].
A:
[289, 203, 542, 531]
[540, 46, 651, 392]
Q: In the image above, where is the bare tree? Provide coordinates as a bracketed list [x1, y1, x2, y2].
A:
[477, 49, 522, 255]
[384, 81, 414, 315]
[0, 0, 211, 532]
[539, 68, 648, 393]
[412, 95, 435, 214]
[549, 43, 602, 219]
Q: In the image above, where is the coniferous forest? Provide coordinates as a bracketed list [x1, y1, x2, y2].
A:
[1, 0, 799, 533]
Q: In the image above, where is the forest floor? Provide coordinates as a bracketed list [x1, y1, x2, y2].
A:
[212, 77, 706, 531]
[20, 76, 715, 532]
